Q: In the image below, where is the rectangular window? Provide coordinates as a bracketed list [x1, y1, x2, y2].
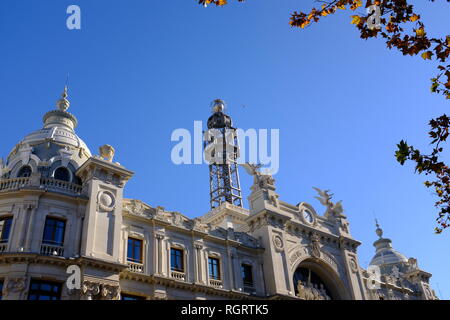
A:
[121, 293, 145, 300]
[28, 280, 62, 300]
[0, 280, 3, 300]
[0, 217, 13, 243]
[42, 217, 66, 246]
[241, 264, 254, 287]
[127, 237, 143, 263]
[170, 248, 184, 272]
[208, 257, 221, 280]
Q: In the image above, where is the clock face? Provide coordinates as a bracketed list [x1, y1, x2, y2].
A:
[303, 209, 313, 223]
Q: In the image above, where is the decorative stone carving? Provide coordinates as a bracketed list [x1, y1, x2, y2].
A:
[296, 281, 330, 300]
[124, 199, 151, 217]
[59, 146, 74, 167]
[272, 234, 284, 252]
[289, 247, 309, 266]
[242, 163, 277, 191]
[339, 218, 350, 234]
[349, 258, 358, 273]
[310, 233, 321, 259]
[81, 280, 120, 300]
[155, 233, 165, 240]
[97, 190, 116, 211]
[171, 211, 183, 226]
[190, 218, 209, 233]
[99, 144, 115, 162]
[313, 187, 345, 219]
[194, 242, 203, 250]
[269, 194, 279, 207]
[407, 257, 418, 272]
[4, 277, 28, 295]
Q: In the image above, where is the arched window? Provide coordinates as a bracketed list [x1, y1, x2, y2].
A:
[17, 166, 32, 178]
[54, 167, 71, 182]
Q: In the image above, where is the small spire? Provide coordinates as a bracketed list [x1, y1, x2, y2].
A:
[56, 86, 70, 111]
[375, 219, 383, 239]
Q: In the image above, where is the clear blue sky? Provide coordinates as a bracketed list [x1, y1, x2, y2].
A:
[0, 1, 448, 298]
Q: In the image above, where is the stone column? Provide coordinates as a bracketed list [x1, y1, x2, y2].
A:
[74, 205, 85, 257]
[155, 234, 164, 275]
[166, 242, 171, 277]
[194, 243, 204, 284]
[227, 248, 234, 290]
[24, 205, 37, 252]
[144, 232, 150, 274]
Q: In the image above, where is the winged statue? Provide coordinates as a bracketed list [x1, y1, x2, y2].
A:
[313, 187, 344, 218]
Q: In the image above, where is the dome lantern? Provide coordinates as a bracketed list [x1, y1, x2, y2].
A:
[43, 86, 78, 131]
[369, 220, 408, 266]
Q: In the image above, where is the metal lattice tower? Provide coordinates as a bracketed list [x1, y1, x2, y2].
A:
[204, 99, 243, 209]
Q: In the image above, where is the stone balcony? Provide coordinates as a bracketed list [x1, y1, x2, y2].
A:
[127, 262, 144, 273]
[0, 176, 82, 196]
[209, 279, 223, 288]
[171, 270, 186, 281]
[40, 243, 65, 257]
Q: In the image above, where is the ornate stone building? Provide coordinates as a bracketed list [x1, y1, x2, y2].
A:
[0, 89, 439, 300]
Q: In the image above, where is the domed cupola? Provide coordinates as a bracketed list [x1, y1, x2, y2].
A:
[369, 220, 408, 268]
[2, 87, 91, 184]
[207, 99, 233, 129]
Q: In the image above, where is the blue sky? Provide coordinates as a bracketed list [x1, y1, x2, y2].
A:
[0, 1, 449, 298]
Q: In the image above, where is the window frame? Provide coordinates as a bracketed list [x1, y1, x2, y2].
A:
[53, 166, 72, 182]
[27, 279, 62, 300]
[170, 247, 184, 272]
[127, 237, 143, 264]
[0, 216, 13, 244]
[208, 256, 221, 280]
[17, 165, 32, 178]
[42, 217, 66, 247]
[121, 293, 146, 300]
[241, 263, 254, 287]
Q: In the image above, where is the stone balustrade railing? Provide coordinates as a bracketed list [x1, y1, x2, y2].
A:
[209, 279, 223, 288]
[40, 243, 65, 257]
[128, 262, 144, 273]
[0, 177, 82, 196]
[171, 270, 186, 281]
[40, 178, 82, 195]
[0, 177, 32, 191]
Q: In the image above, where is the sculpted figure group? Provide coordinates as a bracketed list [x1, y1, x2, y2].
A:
[296, 281, 331, 300]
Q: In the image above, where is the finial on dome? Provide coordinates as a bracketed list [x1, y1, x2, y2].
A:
[56, 86, 70, 111]
[211, 98, 226, 113]
[375, 219, 383, 239]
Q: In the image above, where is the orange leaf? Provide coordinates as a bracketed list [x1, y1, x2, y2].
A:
[421, 51, 433, 60]
[416, 28, 425, 37]
[410, 14, 420, 22]
[351, 15, 361, 25]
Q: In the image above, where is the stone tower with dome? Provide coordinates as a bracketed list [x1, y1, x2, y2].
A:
[0, 89, 439, 300]
[361, 221, 439, 300]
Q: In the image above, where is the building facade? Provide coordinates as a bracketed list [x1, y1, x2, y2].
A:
[0, 89, 439, 300]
